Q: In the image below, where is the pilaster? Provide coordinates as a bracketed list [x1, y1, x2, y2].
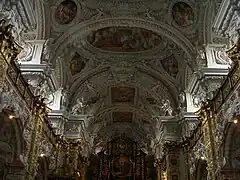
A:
[197, 101, 217, 180]
[26, 98, 50, 180]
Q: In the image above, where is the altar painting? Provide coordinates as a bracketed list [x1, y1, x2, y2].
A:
[87, 27, 162, 52]
[112, 155, 133, 179]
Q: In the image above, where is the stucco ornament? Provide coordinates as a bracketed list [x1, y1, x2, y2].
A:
[226, 13, 240, 48]
[60, 86, 70, 110]
[17, 42, 34, 62]
[71, 98, 87, 115]
[161, 99, 173, 116]
[42, 38, 54, 63]
[34, 78, 54, 105]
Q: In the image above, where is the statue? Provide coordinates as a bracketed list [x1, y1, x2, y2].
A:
[196, 48, 207, 69]
[193, 95, 201, 108]
[60, 86, 70, 110]
[0, 19, 6, 42]
[179, 92, 186, 111]
[34, 79, 48, 97]
[161, 99, 173, 116]
[71, 98, 86, 115]
[42, 38, 54, 63]
[34, 78, 54, 105]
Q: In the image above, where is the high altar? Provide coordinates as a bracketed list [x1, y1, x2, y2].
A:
[86, 137, 156, 180]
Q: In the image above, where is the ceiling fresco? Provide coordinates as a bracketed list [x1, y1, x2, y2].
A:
[55, 0, 78, 25]
[39, 0, 221, 150]
[161, 54, 178, 78]
[111, 87, 136, 104]
[112, 112, 133, 123]
[172, 2, 194, 27]
[69, 53, 86, 76]
[87, 27, 162, 52]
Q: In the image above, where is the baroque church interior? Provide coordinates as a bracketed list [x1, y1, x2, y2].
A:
[0, 0, 240, 180]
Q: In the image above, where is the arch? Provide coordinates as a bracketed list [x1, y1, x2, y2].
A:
[52, 18, 195, 62]
[68, 65, 179, 107]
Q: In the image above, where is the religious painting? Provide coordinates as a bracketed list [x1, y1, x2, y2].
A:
[87, 27, 162, 52]
[69, 53, 86, 76]
[112, 112, 133, 123]
[112, 155, 133, 179]
[111, 87, 135, 104]
[161, 55, 178, 78]
[172, 2, 194, 27]
[55, 0, 77, 25]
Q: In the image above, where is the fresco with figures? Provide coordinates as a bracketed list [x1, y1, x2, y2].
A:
[112, 112, 133, 123]
[55, 0, 77, 24]
[87, 27, 162, 52]
[111, 87, 135, 104]
[161, 55, 178, 78]
[172, 2, 194, 27]
[69, 53, 86, 76]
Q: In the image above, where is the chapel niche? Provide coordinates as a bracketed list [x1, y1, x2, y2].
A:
[86, 137, 157, 180]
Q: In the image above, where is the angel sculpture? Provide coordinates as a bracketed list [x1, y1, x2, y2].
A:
[42, 38, 54, 63]
[71, 98, 86, 115]
[161, 99, 173, 116]
[60, 86, 70, 110]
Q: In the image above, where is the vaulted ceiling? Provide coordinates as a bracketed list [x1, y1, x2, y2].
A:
[12, 0, 223, 150]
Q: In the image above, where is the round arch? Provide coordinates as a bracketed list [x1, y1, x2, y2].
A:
[52, 17, 195, 63]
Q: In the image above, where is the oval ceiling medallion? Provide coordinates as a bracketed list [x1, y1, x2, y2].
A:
[55, 0, 77, 25]
[87, 27, 162, 52]
[172, 2, 194, 27]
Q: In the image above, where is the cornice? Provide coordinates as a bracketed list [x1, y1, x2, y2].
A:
[187, 67, 229, 94]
